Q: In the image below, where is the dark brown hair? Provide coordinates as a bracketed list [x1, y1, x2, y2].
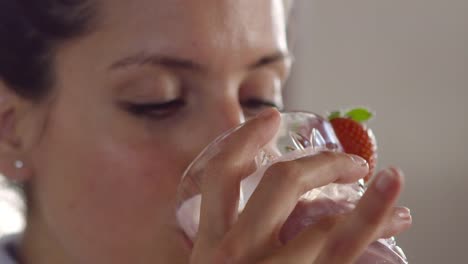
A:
[0, 0, 95, 100]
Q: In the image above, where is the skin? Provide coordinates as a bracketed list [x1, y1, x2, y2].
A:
[0, 0, 411, 263]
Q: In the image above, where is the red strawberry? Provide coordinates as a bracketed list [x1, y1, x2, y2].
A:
[329, 108, 377, 182]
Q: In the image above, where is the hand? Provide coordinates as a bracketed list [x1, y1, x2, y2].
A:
[188, 109, 412, 264]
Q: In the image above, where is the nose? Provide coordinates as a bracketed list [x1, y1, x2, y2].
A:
[183, 98, 246, 165]
[202, 98, 246, 147]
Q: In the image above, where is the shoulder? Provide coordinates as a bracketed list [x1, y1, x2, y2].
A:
[0, 233, 20, 264]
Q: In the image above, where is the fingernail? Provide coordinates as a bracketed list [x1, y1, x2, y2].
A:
[348, 154, 368, 167]
[395, 207, 412, 220]
[375, 168, 396, 193]
[256, 108, 276, 120]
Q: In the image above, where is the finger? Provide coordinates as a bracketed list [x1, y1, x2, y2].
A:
[194, 109, 281, 248]
[314, 167, 404, 264]
[279, 204, 411, 247]
[274, 205, 411, 263]
[260, 215, 343, 264]
[220, 151, 369, 260]
[263, 201, 411, 263]
[259, 178, 410, 263]
[379, 206, 412, 239]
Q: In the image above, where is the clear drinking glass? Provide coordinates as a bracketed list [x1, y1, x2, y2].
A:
[176, 111, 408, 263]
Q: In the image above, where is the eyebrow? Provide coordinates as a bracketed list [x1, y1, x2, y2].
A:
[108, 51, 292, 72]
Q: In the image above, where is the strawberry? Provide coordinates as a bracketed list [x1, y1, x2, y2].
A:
[329, 108, 377, 182]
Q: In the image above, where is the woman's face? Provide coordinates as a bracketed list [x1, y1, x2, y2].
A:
[27, 0, 291, 262]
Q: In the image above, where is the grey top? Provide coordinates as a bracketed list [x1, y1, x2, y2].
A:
[0, 233, 19, 264]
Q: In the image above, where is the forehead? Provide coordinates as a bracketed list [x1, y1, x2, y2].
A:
[95, 0, 287, 67]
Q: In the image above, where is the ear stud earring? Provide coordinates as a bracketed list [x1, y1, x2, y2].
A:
[14, 160, 24, 169]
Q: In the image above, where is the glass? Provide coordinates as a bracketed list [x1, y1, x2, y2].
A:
[176, 111, 408, 263]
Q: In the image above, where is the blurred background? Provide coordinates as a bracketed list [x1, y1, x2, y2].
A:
[285, 0, 468, 263]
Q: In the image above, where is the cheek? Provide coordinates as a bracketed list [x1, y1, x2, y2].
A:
[30, 110, 187, 243]
[78, 141, 182, 211]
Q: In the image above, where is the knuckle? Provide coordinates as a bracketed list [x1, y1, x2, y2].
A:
[209, 145, 254, 173]
[267, 160, 304, 188]
[209, 152, 234, 169]
[203, 153, 239, 178]
[201, 160, 222, 183]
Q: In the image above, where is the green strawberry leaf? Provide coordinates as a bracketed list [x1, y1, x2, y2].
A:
[328, 111, 341, 120]
[345, 108, 373, 122]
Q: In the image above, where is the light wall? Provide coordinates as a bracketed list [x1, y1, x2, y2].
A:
[285, 1, 468, 263]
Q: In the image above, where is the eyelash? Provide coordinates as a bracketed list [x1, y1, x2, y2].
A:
[124, 99, 186, 119]
[124, 98, 279, 120]
[241, 99, 279, 109]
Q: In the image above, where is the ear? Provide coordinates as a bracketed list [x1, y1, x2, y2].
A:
[0, 80, 35, 183]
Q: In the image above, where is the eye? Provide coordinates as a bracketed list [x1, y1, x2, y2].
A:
[123, 99, 186, 120]
[241, 98, 281, 115]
